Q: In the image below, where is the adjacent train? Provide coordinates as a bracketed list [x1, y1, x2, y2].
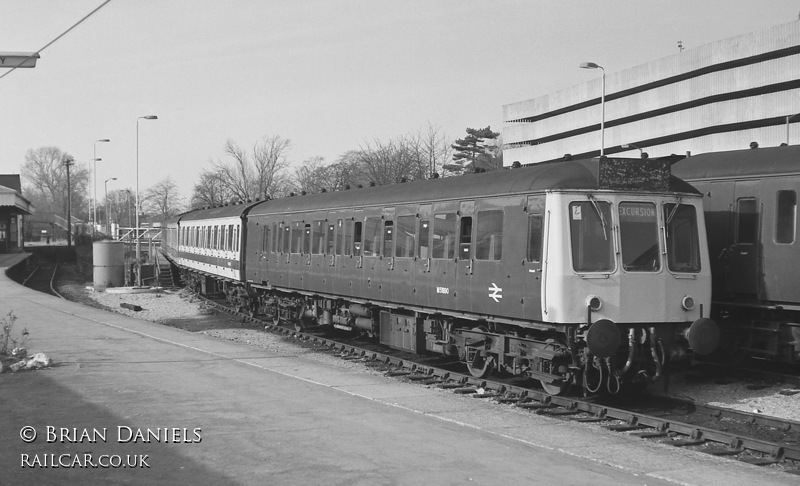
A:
[163, 156, 720, 395]
[673, 144, 800, 365]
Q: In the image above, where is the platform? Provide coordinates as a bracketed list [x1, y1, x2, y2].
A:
[0, 256, 795, 485]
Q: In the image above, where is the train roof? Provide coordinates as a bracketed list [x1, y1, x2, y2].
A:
[179, 200, 262, 222]
[249, 156, 698, 216]
[673, 145, 800, 181]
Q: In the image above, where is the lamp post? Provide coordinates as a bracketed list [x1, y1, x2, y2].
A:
[136, 115, 158, 286]
[580, 62, 606, 156]
[786, 114, 800, 145]
[63, 158, 74, 249]
[126, 189, 132, 229]
[105, 177, 117, 234]
[93, 138, 110, 233]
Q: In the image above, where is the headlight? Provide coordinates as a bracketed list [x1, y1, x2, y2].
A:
[681, 295, 695, 311]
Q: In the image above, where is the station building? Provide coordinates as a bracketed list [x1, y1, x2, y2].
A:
[503, 20, 800, 164]
[0, 175, 34, 253]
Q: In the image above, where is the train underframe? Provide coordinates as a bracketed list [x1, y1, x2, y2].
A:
[182, 270, 697, 396]
[711, 302, 800, 365]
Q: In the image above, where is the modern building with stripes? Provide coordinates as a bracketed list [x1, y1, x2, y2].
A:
[503, 20, 800, 164]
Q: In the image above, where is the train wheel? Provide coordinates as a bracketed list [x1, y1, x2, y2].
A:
[464, 326, 494, 378]
[466, 354, 494, 379]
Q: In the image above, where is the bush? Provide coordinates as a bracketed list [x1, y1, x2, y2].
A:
[0, 312, 28, 357]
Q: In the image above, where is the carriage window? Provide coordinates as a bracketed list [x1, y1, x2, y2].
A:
[383, 220, 394, 256]
[395, 215, 416, 258]
[303, 223, 312, 254]
[311, 220, 325, 254]
[281, 223, 290, 253]
[476, 210, 503, 261]
[735, 198, 758, 244]
[619, 202, 660, 272]
[271, 222, 277, 253]
[234, 225, 240, 252]
[418, 219, 431, 258]
[432, 213, 456, 259]
[664, 203, 701, 273]
[459, 216, 473, 259]
[335, 219, 344, 255]
[569, 201, 614, 272]
[776, 190, 797, 244]
[352, 221, 362, 255]
[261, 225, 269, 253]
[526, 214, 543, 262]
[363, 217, 381, 256]
[326, 223, 335, 254]
[290, 222, 304, 253]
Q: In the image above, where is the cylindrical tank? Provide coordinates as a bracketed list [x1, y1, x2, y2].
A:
[93, 240, 125, 289]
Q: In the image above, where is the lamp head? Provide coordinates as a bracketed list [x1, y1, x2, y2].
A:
[580, 62, 601, 69]
[97, 138, 110, 143]
[142, 115, 158, 120]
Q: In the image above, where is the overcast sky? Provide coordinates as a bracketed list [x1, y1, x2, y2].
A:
[3, 0, 799, 201]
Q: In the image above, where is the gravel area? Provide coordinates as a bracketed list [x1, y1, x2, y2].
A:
[69, 284, 800, 423]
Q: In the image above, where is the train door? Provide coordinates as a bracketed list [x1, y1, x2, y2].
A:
[414, 204, 433, 308]
[761, 185, 799, 303]
[308, 216, 328, 293]
[391, 206, 418, 304]
[522, 195, 545, 320]
[729, 181, 761, 297]
[429, 201, 459, 312]
[469, 202, 507, 318]
[455, 201, 475, 312]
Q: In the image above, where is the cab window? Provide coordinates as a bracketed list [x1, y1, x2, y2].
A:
[569, 201, 614, 272]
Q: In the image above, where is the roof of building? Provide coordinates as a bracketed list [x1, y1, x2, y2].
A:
[0, 174, 34, 215]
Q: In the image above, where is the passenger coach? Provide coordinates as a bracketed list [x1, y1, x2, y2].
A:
[230, 157, 718, 395]
[167, 202, 260, 295]
[674, 145, 800, 364]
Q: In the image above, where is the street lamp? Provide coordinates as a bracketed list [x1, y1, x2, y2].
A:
[621, 143, 648, 158]
[63, 158, 75, 249]
[136, 115, 158, 286]
[93, 138, 110, 233]
[105, 177, 117, 234]
[580, 62, 606, 156]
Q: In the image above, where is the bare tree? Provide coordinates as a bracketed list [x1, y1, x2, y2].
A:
[21, 146, 89, 220]
[288, 156, 328, 194]
[415, 122, 452, 178]
[251, 135, 291, 199]
[144, 177, 183, 222]
[102, 188, 133, 227]
[191, 167, 236, 209]
[210, 135, 291, 202]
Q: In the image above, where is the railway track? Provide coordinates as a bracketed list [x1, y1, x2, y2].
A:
[200, 295, 800, 475]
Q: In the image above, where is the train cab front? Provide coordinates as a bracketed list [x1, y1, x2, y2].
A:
[545, 190, 719, 393]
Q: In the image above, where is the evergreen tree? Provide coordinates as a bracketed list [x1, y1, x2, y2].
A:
[446, 126, 501, 174]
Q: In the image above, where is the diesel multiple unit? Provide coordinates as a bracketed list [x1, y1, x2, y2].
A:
[163, 157, 719, 395]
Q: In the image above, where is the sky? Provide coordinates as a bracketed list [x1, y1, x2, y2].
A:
[3, 0, 799, 203]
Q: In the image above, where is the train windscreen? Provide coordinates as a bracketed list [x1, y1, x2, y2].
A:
[569, 201, 614, 272]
